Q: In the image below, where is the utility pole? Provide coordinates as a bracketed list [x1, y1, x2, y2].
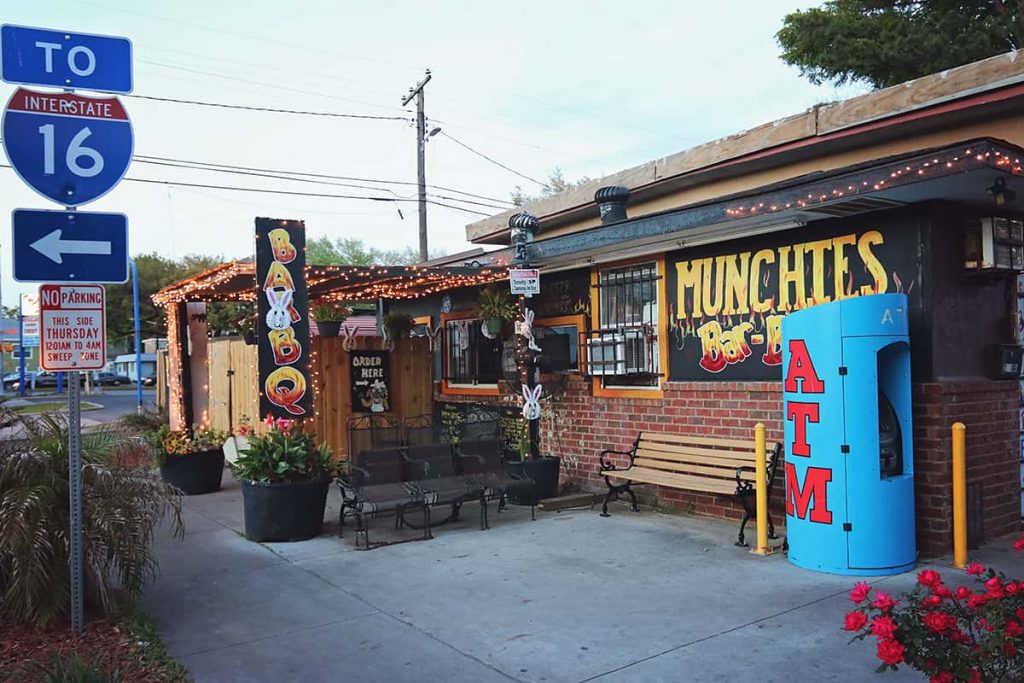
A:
[402, 69, 432, 263]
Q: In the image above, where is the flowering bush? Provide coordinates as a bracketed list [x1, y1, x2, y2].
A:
[844, 536, 1024, 682]
[150, 425, 229, 465]
[228, 415, 333, 484]
[233, 415, 253, 438]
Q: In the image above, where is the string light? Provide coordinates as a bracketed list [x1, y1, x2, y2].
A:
[724, 144, 1009, 219]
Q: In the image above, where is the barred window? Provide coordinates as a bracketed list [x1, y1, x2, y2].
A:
[443, 318, 502, 387]
[588, 261, 660, 388]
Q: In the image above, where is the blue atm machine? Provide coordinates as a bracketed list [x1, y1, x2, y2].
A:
[781, 293, 915, 576]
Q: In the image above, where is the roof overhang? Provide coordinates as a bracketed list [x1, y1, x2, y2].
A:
[152, 262, 507, 306]
[528, 138, 1024, 271]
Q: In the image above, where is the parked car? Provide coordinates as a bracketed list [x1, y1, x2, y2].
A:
[8, 371, 85, 391]
[94, 372, 132, 386]
[2, 372, 20, 391]
[141, 373, 157, 386]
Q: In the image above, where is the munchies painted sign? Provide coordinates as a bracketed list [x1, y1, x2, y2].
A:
[666, 219, 920, 380]
[256, 217, 313, 417]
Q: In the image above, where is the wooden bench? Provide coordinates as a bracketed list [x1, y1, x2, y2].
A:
[597, 431, 783, 547]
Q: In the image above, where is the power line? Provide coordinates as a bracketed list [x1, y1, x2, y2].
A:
[133, 158, 510, 210]
[132, 154, 515, 205]
[0, 162, 491, 216]
[439, 131, 551, 189]
[127, 93, 410, 121]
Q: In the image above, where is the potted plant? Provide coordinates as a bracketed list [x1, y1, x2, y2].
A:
[311, 299, 350, 337]
[477, 285, 516, 335]
[222, 415, 252, 465]
[381, 312, 414, 341]
[229, 415, 334, 542]
[151, 424, 230, 495]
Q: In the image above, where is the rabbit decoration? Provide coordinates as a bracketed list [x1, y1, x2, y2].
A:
[340, 324, 355, 352]
[265, 289, 293, 330]
[425, 322, 441, 352]
[522, 308, 541, 353]
[521, 384, 542, 421]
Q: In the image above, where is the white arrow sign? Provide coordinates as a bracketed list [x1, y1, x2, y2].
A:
[30, 229, 112, 264]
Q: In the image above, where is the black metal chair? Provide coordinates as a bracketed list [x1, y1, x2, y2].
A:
[402, 414, 444, 448]
[403, 443, 484, 534]
[457, 438, 534, 528]
[347, 415, 402, 460]
[337, 447, 428, 549]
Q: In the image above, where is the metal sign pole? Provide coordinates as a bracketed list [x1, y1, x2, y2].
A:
[68, 367, 83, 634]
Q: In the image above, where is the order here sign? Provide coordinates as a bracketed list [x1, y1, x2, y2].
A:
[39, 284, 106, 371]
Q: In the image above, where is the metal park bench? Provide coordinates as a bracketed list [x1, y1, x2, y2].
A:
[457, 438, 534, 527]
[337, 447, 429, 549]
[597, 431, 783, 547]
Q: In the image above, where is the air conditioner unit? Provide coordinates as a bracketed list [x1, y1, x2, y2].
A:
[586, 334, 625, 376]
[622, 329, 651, 374]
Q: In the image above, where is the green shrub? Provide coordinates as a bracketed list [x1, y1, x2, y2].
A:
[0, 413, 184, 626]
[117, 410, 167, 434]
[29, 651, 122, 683]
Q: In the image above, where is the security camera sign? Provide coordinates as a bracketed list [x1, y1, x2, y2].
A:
[509, 268, 540, 296]
[39, 284, 106, 371]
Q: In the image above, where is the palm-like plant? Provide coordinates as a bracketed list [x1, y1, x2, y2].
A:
[0, 410, 183, 626]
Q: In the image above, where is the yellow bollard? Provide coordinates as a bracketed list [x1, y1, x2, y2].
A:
[952, 422, 967, 569]
[751, 422, 771, 556]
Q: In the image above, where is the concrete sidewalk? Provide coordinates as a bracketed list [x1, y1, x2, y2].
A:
[143, 474, 1024, 682]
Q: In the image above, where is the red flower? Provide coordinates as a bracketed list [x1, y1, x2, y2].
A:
[967, 593, 989, 610]
[921, 595, 942, 608]
[968, 671, 981, 683]
[950, 630, 972, 644]
[918, 569, 943, 590]
[850, 582, 872, 604]
[1007, 581, 1020, 596]
[872, 591, 898, 612]
[978, 617, 994, 632]
[1016, 607, 1024, 621]
[843, 610, 868, 632]
[876, 638, 905, 666]
[922, 611, 956, 634]
[1014, 534, 1024, 551]
[956, 586, 972, 600]
[933, 584, 952, 599]
[871, 615, 898, 639]
[930, 673, 954, 683]
[1007, 620, 1024, 638]
[966, 562, 986, 576]
[985, 577, 1004, 599]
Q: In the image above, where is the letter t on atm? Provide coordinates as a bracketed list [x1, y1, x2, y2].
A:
[784, 339, 824, 458]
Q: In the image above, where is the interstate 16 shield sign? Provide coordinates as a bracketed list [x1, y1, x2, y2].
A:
[2, 87, 133, 206]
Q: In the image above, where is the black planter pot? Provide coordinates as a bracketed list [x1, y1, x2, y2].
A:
[508, 455, 560, 504]
[242, 331, 256, 345]
[159, 449, 225, 495]
[316, 320, 342, 337]
[240, 478, 330, 542]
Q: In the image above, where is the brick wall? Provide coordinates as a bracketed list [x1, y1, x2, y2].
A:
[912, 380, 1020, 555]
[533, 377, 1019, 557]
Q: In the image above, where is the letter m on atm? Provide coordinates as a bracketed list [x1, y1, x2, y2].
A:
[785, 462, 833, 524]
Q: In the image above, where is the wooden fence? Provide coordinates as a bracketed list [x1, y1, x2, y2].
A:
[205, 335, 433, 458]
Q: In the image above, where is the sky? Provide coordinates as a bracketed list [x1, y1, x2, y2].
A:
[0, 0, 867, 309]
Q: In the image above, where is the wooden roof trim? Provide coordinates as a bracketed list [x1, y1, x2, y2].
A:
[466, 50, 1024, 243]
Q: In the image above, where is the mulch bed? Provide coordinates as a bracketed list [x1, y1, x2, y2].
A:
[0, 613, 188, 682]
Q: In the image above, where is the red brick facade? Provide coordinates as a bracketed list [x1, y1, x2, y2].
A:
[530, 377, 1020, 557]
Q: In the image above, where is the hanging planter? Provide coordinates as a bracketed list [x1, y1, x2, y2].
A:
[484, 317, 503, 336]
[476, 285, 516, 338]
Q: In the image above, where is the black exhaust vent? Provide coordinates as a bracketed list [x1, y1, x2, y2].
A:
[595, 186, 630, 224]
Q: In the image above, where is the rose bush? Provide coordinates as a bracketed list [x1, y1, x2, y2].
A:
[844, 535, 1024, 682]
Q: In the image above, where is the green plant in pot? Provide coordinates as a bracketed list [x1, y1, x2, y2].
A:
[311, 299, 350, 337]
[382, 312, 414, 341]
[477, 285, 516, 335]
[229, 415, 334, 542]
[151, 424, 230, 495]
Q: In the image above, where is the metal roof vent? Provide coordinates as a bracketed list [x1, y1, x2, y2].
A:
[595, 186, 630, 224]
[804, 196, 905, 218]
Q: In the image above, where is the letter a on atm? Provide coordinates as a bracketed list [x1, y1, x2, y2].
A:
[784, 339, 824, 394]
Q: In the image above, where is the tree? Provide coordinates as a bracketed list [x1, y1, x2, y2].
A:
[510, 167, 592, 207]
[104, 253, 223, 352]
[777, 1, 1024, 89]
[306, 236, 440, 265]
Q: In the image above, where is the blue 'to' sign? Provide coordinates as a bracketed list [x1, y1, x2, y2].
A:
[1, 25, 133, 93]
[2, 88, 133, 206]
